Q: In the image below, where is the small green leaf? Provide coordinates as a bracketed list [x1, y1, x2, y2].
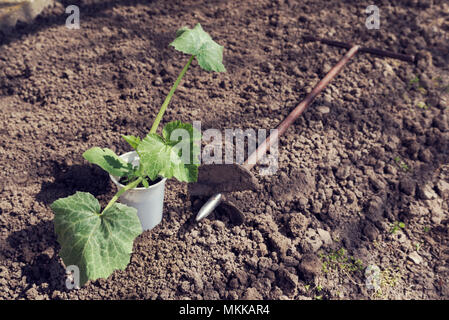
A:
[409, 76, 419, 86]
[417, 102, 429, 110]
[137, 121, 200, 182]
[170, 23, 226, 72]
[122, 135, 141, 149]
[142, 178, 149, 188]
[51, 192, 142, 286]
[83, 147, 133, 177]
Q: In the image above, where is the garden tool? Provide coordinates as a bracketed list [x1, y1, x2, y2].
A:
[195, 36, 414, 222]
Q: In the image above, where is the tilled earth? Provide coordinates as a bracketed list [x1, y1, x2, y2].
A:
[0, 0, 448, 300]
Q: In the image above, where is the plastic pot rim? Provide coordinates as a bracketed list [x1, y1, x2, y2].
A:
[109, 151, 167, 190]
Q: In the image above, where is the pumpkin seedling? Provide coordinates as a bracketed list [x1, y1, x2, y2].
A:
[389, 221, 405, 234]
[50, 24, 226, 286]
[393, 156, 409, 172]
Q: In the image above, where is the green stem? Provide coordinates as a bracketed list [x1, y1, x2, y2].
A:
[101, 177, 143, 214]
[150, 55, 195, 134]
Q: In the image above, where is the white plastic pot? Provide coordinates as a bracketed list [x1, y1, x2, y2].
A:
[110, 151, 167, 231]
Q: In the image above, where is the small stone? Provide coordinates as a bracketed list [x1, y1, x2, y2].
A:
[153, 77, 163, 86]
[436, 180, 449, 198]
[321, 63, 332, 75]
[408, 252, 423, 265]
[316, 106, 330, 114]
[323, 93, 333, 105]
[383, 62, 395, 76]
[317, 228, 332, 246]
[417, 184, 438, 200]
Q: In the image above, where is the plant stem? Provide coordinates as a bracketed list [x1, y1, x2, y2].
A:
[101, 177, 143, 214]
[150, 55, 195, 134]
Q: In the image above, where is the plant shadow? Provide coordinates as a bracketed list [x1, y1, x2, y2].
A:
[0, 0, 227, 48]
[5, 220, 68, 296]
[35, 162, 112, 205]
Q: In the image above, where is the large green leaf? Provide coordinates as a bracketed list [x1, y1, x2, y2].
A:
[83, 147, 134, 177]
[137, 121, 201, 182]
[170, 23, 226, 72]
[51, 192, 142, 286]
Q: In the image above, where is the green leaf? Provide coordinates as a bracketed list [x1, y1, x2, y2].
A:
[162, 120, 201, 145]
[170, 23, 226, 72]
[83, 147, 133, 177]
[122, 135, 141, 149]
[51, 192, 142, 286]
[137, 121, 200, 182]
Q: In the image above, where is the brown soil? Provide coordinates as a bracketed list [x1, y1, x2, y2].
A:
[1, 0, 449, 300]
